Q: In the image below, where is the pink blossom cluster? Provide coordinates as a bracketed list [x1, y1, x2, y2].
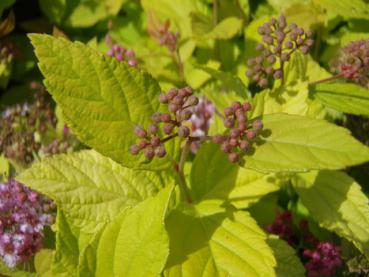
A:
[303, 242, 342, 277]
[0, 179, 54, 268]
[189, 97, 215, 152]
[335, 39, 369, 87]
[267, 211, 342, 276]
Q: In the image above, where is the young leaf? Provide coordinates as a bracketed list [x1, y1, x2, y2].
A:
[52, 210, 79, 276]
[251, 82, 309, 118]
[34, 249, 53, 277]
[165, 206, 276, 276]
[198, 66, 250, 99]
[244, 113, 369, 172]
[293, 170, 369, 258]
[29, 34, 176, 170]
[313, 0, 369, 19]
[190, 143, 238, 202]
[311, 82, 369, 116]
[17, 150, 169, 233]
[39, 0, 127, 27]
[267, 236, 305, 277]
[193, 16, 243, 40]
[190, 143, 279, 207]
[93, 185, 173, 277]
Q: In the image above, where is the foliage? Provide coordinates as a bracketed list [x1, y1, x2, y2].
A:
[1, 0, 369, 276]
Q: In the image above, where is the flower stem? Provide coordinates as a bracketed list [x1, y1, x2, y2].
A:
[309, 74, 343, 86]
[175, 140, 192, 203]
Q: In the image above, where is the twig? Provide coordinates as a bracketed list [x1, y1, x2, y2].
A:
[174, 140, 192, 203]
[309, 74, 343, 86]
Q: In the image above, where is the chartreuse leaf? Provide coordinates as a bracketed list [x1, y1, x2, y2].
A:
[34, 249, 53, 277]
[29, 34, 176, 170]
[267, 236, 305, 277]
[92, 184, 173, 277]
[229, 168, 280, 209]
[293, 170, 369, 258]
[198, 66, 250, 98]
[17, 150, 169, 233]
[311, 82, 369, 116]
[52, 210, 79, 276]
[39, 0, 127, 28]
[190, 143, 279, 207]
[0, 261, 35, 277]
[165, 205, 276, 276]
[141, 0, 209, 38]
[251, 82, 309, 118]
[192, 15, 243, 40]
[244, 113, 369, 172]
[313, 0, 369, 19]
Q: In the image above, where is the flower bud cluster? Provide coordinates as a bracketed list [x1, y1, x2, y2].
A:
[189, 97, 215, 153]
[334, 39, 369, 87]
[246, 15, 314, 87]
[148, 20, 180, 52]
[130, 86, 198, 160]
[212, 101, 263, 163]
[107, 44, 138, 67]
[0, 83, 76, 165]
[303, 242, 342, 277]
[0, 179, 55, 268]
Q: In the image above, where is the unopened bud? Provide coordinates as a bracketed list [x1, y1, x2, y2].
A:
[144, 147, 155, 160]
[151, 136, 161, 147]
[228, 152, 239, 163]
[178, 126, 190, 138]
[130, 144, 140, 155]
[163, 124, 174, 135]
[155, 145, 166, 157]
[246, 130, 257, 140]
[148, 124, 159, 135]
[159, 93, 168, 103]
[252, 119, 263, 131]
[224, 118, 235, 128]
[239, 140, 250, 151]
[134, 126, 147, 138]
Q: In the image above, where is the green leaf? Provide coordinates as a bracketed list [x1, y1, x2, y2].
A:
[190, 143, 238, 202]
[91, 185, 173, 276]
[190, 143, 279, 208]
[29, 34, 175, 170]
[251, 82, 309, 118]
[293, 170, 369, 258]
[229, 168, 280, 209]
[0, 0, 14, 17]
[165, 206, 276, 276]
[313, 0, 369, 19]
[198, 66, 250, 98]
[311, 82, 369, 116]
[267, 236, 305, 277]
[34, 249, 53, 277]
[205, 16, 242, 39]
[17, 150, 168, 233]
[141, 0, 209, 38]
[193, 16, 243, 40]
[244, 113, 369, 172]
[0, 264, 35, 277]
[39, 0, 127, 28]
[52, 210, 79, 276]
[284, 2, 326, 30]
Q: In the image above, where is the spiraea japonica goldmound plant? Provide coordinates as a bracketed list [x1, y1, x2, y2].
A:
[3, 0, 369, 276]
